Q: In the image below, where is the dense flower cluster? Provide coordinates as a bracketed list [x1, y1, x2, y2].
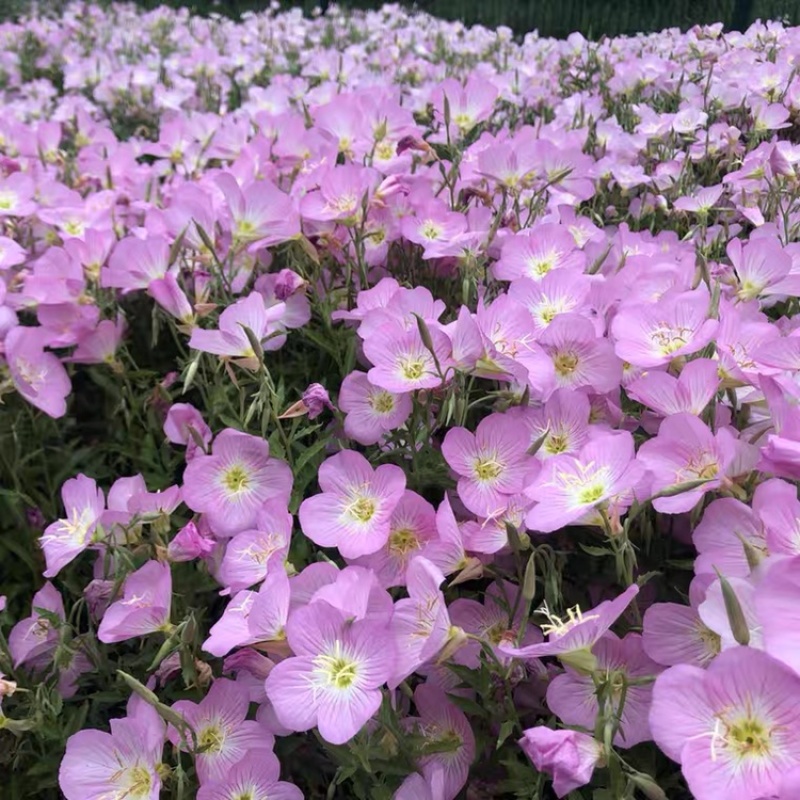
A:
[3, 2, 800, 798]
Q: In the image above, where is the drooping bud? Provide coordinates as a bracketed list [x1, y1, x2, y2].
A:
[715, 569, 750, 647]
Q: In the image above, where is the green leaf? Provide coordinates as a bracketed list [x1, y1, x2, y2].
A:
[579, 544, 613, 557]
[293, 437, 329, 475]
[496, 719, 517, 749]
[628, 772, 668, 800]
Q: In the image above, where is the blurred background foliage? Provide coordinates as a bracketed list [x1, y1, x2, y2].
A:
[1, 0, 798, 36]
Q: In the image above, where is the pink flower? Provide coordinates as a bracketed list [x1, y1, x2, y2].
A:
[301, 382, 334, 419]
[650, 648, 800, 800]
[0, 172, 36, 217]
[525, 431, 643, 533]
[509, 389, 591, 460]
[637, 413, 738, 514]
[642, 576, 721, 667]
[352, 490, 438, 588]
[673, 184, 724, 214]
[493, 225, 586, 282]
[300, 164, 380, 224]
[265, 600, 393, 744]
[755, 556, 800, 675]
[148, 274, 194, 324]
[548, 632, 662, 748]
[538, 314, 622, 394]
[298, 450, 406, 558]
[182, 428, 292, 538]
[188, 293, 288, 363]
[254, 269, 310, 329]
[434, 76, 498, 136]
[754, 478, 800, 555]
[332, 277, 399, 324]
[388, 557, 452, 687]
[727, 237, 798, 300]
[338, 371, 413, 445]
[196, 750, 302, 800]
[407, 684, 476, 800]
[5, 325, 71, 418]
[401, 200, 468, 260]
[167, 520, 216, 562]
[247, 563, 292, 649]
[41, 474, 105, 577]
[60, 705, 165, 800]
[163, 403, 212, 459]
[97, 560, 172, 644]
[363, 322, 452, 394]
[68, 318, 125, 365]
[8, 581, 64, 670]
[449, 580, 542, 668]
[692, 498, 766, 578]
[626, 358, 720, 417]
[518, 727, 602, 798]
[308, 564, 393, 622]
[216, 172, 300, 247]
[203, 590, 259, 658]
[395, 773, 436, 800]
[101, 235, 172, 290]
[218, 500, 292, 592]
[508, 270, 594, 333]
[501, 584, 639, 667]
[611, 290, 718, 368]
[442, 412, 536, 518]
[0, 235, 28, 269]
[171, 678, 274, 784]
[698, 575, 761, 651]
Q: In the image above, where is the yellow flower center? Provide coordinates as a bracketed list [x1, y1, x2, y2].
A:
[222, 464, 251, 494]
[683, 451, 720, 481]
[540, 305, 559, 324]
[369, 391, 396, 414]
[485, 620, 511, 645]
[715, 716, 773, 761]
[531, 257, 554, 277]
[696, 622, 722, 663]
[345, 495, 377, 524]
[114, 764, 153, 799]
[328, 193, 357, 214]
[58, 507, 95, 544]
[198, 724, 225, 754]
[544, 432, 569, 455]
[473, 456, 503, 482]
[235, 219, 257, 239]
[63, 219, 85, 236]
[650, 324, 692, 356]
[388, 527, 420, 556]
[420, 220, 442, 240]
[400, 357, 427, 381]
[313, 642, 359, 690]
[453, 112, 473, 131]
[553, 352, 579, 376]
[375, 141, 395, 160]
[578, 484, 606, 504]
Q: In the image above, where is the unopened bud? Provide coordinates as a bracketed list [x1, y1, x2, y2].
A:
[437, 625, 469, 664]
[523, 553, 537, 601]
[629, 772, 668, 800]
[559, 647, 598, 675]
[715, 569, 750, 646]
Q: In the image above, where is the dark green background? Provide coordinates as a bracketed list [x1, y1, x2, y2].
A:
[201, 0, 795, 37]
[2, 0, 799, 36]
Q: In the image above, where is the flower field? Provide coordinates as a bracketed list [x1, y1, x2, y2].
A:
[3, 2, 800, 798]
